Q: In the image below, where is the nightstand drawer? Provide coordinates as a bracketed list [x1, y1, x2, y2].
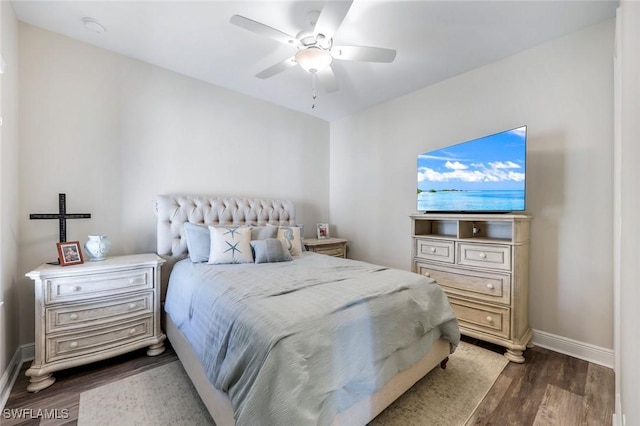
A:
[46, 292, 154, 333]
[415, 262, 510, 304]
[449, 298, 510, 339]
[46, 316, 154, 363]
[415, 239, 455, 263]
[457, 242, 511, 270]
[314, 244, 345, 257]
[46, 268, 153, 304]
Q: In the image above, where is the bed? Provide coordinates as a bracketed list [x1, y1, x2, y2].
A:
[154, 194, 460, 426]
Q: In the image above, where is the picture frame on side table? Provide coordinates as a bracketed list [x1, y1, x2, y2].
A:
[317, 223, 329, 239]
[57, 241, 84, 266]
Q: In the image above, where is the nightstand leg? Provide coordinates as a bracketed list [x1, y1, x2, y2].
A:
[147, 342, 165, 356]
[26, 372, 56, 392]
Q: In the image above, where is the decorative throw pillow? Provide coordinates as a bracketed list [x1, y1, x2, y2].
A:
[250, 238, 293, 264]
[250, 225, 278, 241]
[277, 226, 303, 256]
[184, 223, 210, 263]
[208, 226, 253, 264]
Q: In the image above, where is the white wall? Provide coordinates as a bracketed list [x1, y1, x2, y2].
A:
[0, 0, 20, 398]
[616, 2, 640, 424]
[330, 21, 615, 350]
[17, 24, 330, 344]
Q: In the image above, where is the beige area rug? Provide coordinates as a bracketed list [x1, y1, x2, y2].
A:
[78, 341, 507, 426]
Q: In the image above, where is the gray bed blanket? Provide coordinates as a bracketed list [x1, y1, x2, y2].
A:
[165, 252, 459, 426]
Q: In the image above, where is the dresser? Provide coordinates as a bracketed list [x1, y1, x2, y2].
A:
[25, 253, 166, 392]
[303, 237, 348, 258]
[411, 214, 532, 363]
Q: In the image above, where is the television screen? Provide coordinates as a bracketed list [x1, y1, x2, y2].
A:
[417, 126, 527, 212]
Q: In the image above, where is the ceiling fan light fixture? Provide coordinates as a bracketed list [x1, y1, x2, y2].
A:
[295, 47, 332, 74]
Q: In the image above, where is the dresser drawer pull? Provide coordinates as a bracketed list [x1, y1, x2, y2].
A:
[479, 252, 487, 259]
[486, 283, 494, 290]
[69, 313, 79, 320]
[69, 341, 78, 348]
[129, 328, 136, 335]
[128, 303, 137, 310]
[73, 286, 82, 292]
[486, 316, 493, 323]
[430, 247, 436, 253]
[129, 278, 135, 284]
[423, 272, 431, 277]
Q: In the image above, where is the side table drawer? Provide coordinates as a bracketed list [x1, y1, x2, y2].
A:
[313, 244, 345, 257]
[46, 316, 154, 363]
[46, 268, 153, 304]
[46, 292, 154, 333]
[415, 262, 510, 305]
[457, 242, 511, 270]
[448, 297, 511, 339]
[415, 239, 455, 263]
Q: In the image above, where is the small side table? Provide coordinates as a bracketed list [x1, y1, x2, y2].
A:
[303, 237, 348, 258]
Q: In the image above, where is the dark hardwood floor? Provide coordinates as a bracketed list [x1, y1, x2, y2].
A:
[3, 337, 614, 425]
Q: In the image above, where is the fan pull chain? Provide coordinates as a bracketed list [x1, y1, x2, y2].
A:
[311, 73, 317, 109]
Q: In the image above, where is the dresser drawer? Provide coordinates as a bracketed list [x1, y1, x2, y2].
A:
[457, 242, 511, 270]
[449, 298, 510, 339]
[416, 262, 510, 305]
[45, 268, 153, 304]
[46, 292, 154, 334]
[415, 239, 455, 263]
[46, 316, 154, 363]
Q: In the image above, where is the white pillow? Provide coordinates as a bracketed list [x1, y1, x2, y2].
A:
[276, 226, 303, 256]
[208, 226, 253, 264]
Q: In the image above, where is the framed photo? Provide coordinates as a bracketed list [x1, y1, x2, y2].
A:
[316, 223, 329, 239]
[57, 241, 84, 266]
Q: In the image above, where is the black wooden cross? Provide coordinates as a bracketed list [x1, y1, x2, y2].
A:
[29, 193, 91, 242]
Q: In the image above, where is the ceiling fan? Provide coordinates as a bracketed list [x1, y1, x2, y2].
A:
[230, 0, 396, 95]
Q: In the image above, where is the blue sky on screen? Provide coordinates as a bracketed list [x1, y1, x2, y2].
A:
[418, 126, 526, 191]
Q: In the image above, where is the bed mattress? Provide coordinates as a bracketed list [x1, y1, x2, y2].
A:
[165, 252, 459, 426]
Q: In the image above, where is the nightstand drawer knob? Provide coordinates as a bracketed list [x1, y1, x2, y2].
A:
[479, 252, 487, 259]
[129, 278, 135, 284]
[69, 313, 79, 320]
[423, 272, 431, 277]
[73, 286, 82, 292]
[69, 341, 78, 348]
[128, 303, 137, 310]
[486, 283, 494, 290]
[486, 316, 493, 323]
[430, 247, 436, 253]
[129, 328, 136, 335]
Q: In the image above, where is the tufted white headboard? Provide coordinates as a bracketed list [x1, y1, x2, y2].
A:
[153, 194, 296, 258]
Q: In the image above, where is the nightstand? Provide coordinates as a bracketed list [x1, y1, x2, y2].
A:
[25, 253, 166, 392]
[303, 237, 348, 258]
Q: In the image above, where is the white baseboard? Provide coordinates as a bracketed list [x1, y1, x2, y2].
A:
[0, 343, 35, 410]
[613, 394, 625, 426]
[532, 329, 614, 368]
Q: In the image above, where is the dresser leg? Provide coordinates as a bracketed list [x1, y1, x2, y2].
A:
[504, 348, 525, 363]
[147, 342, 165, 356]
[26, 372, 56, 393]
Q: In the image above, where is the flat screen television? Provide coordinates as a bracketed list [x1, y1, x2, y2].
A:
[417, 126, 527, 213]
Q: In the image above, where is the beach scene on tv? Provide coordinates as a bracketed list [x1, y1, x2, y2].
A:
[417, 126, 526, 212]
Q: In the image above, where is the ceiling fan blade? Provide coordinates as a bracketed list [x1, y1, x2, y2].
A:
[313, 0, 354, 41]
[316, 66, 339, 93]
[230, 15, 299, 47]
[331, 45, 397, 63]
[256, 56, 297, 79]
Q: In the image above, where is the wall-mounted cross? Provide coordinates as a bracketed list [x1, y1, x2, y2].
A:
[29, 193, 91, 242]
